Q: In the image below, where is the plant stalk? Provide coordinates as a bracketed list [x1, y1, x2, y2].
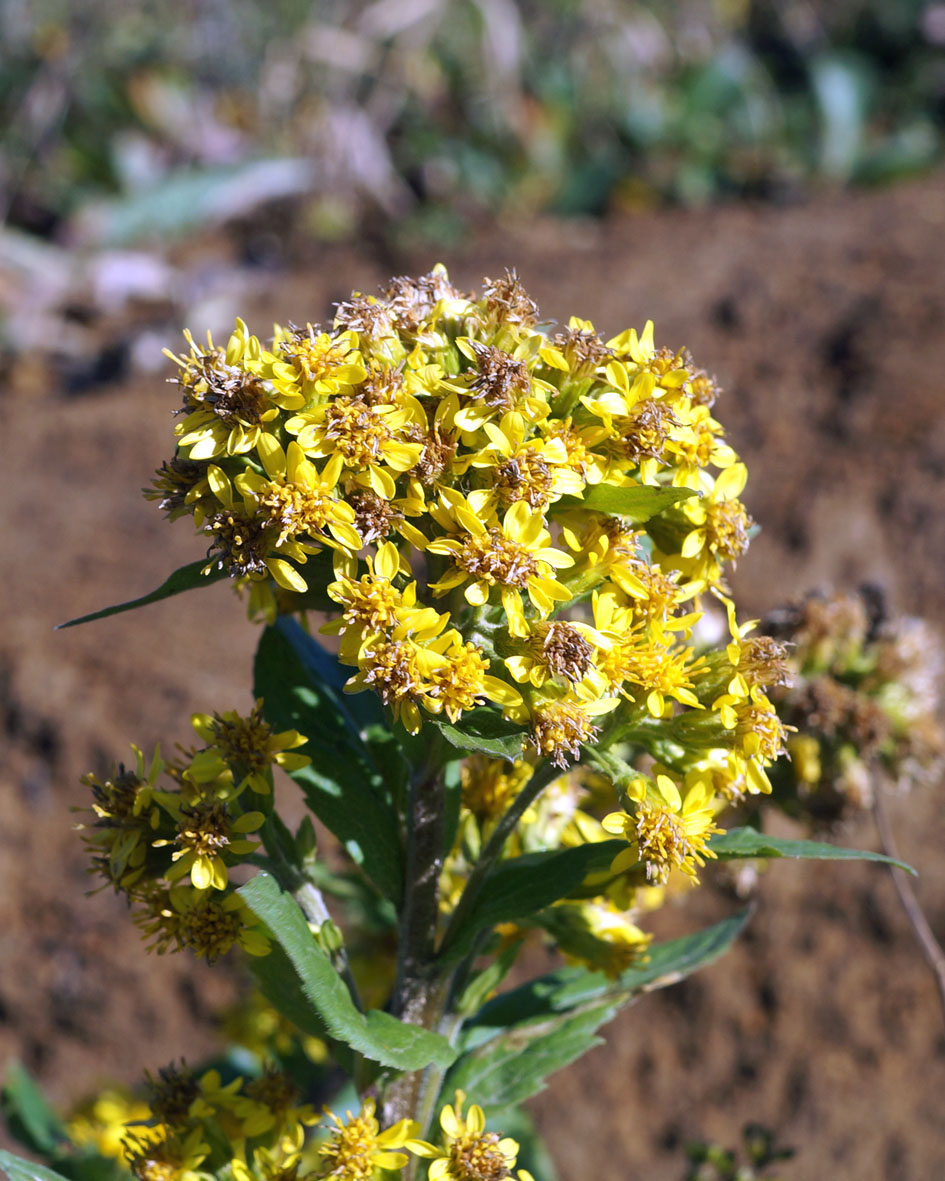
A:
[439, 757, 559, 956]
[873, 787, 945, 1027]
[383, 755, 447, 1136]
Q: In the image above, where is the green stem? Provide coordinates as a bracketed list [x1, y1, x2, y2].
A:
[439, 758, 560, 956]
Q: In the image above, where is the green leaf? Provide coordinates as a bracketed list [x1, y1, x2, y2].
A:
[0, 1152, 73, 1181]
[444, 1003, 614, 1112]
[456, 941, 522, 1017]
[467, 909, 751, 1033]
[0, 1064, 67, 1156]
[239, 873, 456, 1072]
[56, 561, 226, 629]
[709, 827, 916, 875]
[442, 842, 624, 962]
[445, 912, 751, 1113]
[555, 484, 696, 522]
[254, 619, 403, 901]
[434, 709, 524, 761]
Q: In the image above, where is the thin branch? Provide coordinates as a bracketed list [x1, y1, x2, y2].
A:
[873, 787, 945, 1027]
[439, 757, 560, 956]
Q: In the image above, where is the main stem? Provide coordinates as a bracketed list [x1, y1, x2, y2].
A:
[383, 757, 447, 1132]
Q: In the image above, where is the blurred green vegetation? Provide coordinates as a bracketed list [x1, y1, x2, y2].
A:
[2, 0, 943, 244]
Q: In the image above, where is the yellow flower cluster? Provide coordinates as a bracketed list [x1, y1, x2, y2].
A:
[153, 268, 767, 773]
[80, 706, 308, 961]
[111, 1061, 325, 1181]
[147, 267, 796, 908]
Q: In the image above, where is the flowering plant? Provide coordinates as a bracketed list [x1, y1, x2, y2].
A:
[2, 268, 912, 1181]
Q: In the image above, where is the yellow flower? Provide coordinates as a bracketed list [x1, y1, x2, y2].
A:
[318, 1098, 418, 1178]
[134, 884, 270, 961]
[603, 773, 721, 883]
[345, 632, 521, 736]
[170, 322, 281, 460]
[261, 325, 368, 409]
[204, 442, 360, 593]
[528, 695, 619, 768]
[426, 495, 573, 638]
[81, 744, 164, 890]
[231, 1066, 318, 1144]
[673, 462, 753, 589]
[464, 410, 586, 510]
[504, 619, 608, 689]
[157, 798, 265, 890]
[286, 392, 424, 500]
[123, 1125, 210, 1181]
[543, 899, 652, 979]
[188, 703, 310, 795]
[460, 756, 534, 827]
[323, 540, 448, 664]
[407, 1093, 519, 1181]
[67, 1089, 152, 1163]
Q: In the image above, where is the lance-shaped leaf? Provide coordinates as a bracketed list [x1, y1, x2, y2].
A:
[434, 709, 524, 761]
[0, 1153, 73, 1181]
[445, 911, 749, 1111]
[554, 484, 696, 522]
[239, 873, 456, 1072]
[254, 619, 403, 901]
[445, 1002, 616, 1112]
[466, 909, 750, 1039]
[56, 560, 226, 629]
[709, 827, 916, 875]
[441, 841, 625, 963]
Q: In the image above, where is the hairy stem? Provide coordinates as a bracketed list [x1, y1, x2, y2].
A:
[873, 788, 945, 1027]
[383, 756, 447, 1134]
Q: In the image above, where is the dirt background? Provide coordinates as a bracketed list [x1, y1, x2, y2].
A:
[2, 173, 945, 1178]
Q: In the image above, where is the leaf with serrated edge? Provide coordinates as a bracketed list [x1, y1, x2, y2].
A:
[445, 1003, 613, 1112]
[239, 873, 455, 1071]
[434, 715, 523, 761]
[709, 827, 916, 875]
[56, 561, 226, 629]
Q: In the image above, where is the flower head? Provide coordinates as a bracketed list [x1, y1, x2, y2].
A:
[408, 1093, 519, 1181]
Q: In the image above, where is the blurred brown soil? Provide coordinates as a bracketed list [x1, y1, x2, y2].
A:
[3, 173, 945, 1179]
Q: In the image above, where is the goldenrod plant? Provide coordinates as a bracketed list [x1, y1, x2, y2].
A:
[1, 269, 915, 1181]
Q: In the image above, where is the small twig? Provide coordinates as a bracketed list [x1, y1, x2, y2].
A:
[873, 787, 945, 1026]
[439, 757, 560, 956]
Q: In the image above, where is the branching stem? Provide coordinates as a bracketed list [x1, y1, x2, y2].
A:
[439, 757, 559, 956]
[873, 787, 945, 1027]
